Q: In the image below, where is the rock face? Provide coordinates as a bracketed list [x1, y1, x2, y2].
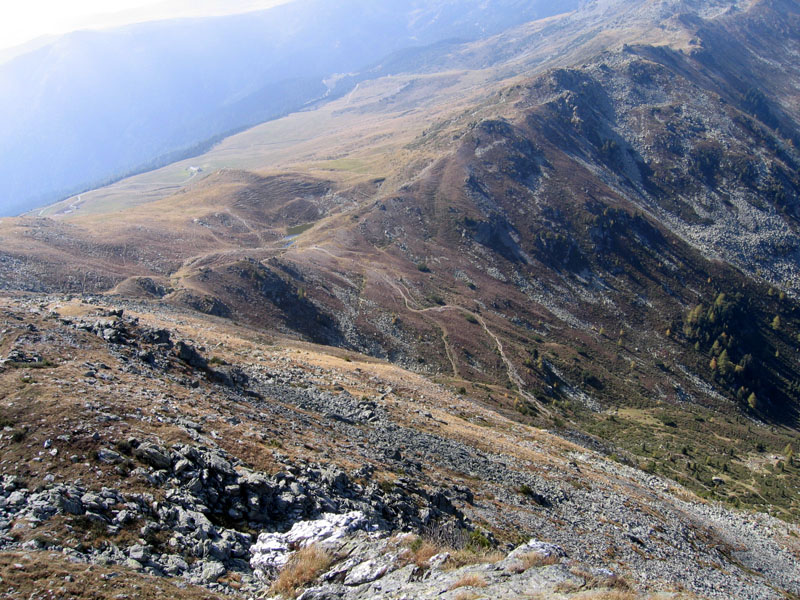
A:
[250, 512, 375, 579]
[249, 522, 609, 600]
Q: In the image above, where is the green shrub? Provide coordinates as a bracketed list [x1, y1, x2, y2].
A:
[518, 484, 534, 496]
[467, 530, 491, 550]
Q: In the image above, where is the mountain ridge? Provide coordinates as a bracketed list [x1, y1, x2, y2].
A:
[0, 0, 583, 217]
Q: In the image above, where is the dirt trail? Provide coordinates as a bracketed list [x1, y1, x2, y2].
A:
[385, 275, 549, 415]
[393, 280, 460, 378]
[303, 244, 549, 415]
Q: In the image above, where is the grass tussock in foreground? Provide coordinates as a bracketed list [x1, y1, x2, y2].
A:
[511, 550, 562, 572]
[269, 544, 334, 598]
[448, 573, 488, 590]
[399, 526, 505, 571]
[447, 547, 506, 569]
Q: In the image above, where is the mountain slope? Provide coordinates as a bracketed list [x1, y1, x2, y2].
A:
[27, 0, 768, 221]
[0, 0, 580, 217]
[0, 297, 797, 599]
[1, 2, 800, 597]
[1, 0, 799, 518]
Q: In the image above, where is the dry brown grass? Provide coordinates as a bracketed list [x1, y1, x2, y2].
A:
[398, 532, 504, 572]
[407, 539, 441, 568]
[454, 592, 481, 600]
[580, 592, 638, 600]
[509, 550, 561, 573]
[448, 548, 505, 570]
[448, 573, 488, 591]
[269, 544, 334, 598]
[0, 551, 224, 600]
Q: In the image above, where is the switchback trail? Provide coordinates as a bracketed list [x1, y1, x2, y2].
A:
[305, 244, 549, 415]
[384, 274, 550, 416]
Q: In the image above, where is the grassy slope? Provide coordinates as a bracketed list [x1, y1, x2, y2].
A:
[33, 0, 699, 221]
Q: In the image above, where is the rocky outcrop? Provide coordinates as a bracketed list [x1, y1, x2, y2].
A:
[250, 512, 377, 579]
[0, 434, 469, 596]
[251, 520, 613, 600]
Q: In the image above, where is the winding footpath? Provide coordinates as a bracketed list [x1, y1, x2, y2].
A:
[303, 244, 549, 415]
[383, 274, 549, 416]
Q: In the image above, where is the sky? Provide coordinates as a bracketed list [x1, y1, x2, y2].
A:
[0, 0, 292, 51]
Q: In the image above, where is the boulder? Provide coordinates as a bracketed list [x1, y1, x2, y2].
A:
[175, 342, 208, 370]
[135, 443, 172, 470]
[162, 554, 190, 576]
[250, 512, 375, 580]
[59, 493, 84, 516]
[199, 560, 227, 583]
[97, 448, 123, 464]
[343, 559, 393, 586]
[128, 544, 151, 563]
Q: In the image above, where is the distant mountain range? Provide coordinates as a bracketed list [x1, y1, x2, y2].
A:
[0, 0, 578, 216]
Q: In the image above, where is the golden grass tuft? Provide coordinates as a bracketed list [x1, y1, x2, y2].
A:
[509, 551, 561, 573]
[269, 544, 334, 598]
[448, 548, 505, 570]
[409, 539, 441, 568]
[581, 592, 638, 600]
[398, 533, 505, 572]
[448, 573, 488, 591]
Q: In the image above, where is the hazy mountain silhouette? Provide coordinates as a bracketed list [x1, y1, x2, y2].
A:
[0, 0, 576, 216]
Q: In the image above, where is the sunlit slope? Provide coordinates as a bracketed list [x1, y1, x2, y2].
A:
[1, 0, 581, 217]
[33, 0, 720, 220]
